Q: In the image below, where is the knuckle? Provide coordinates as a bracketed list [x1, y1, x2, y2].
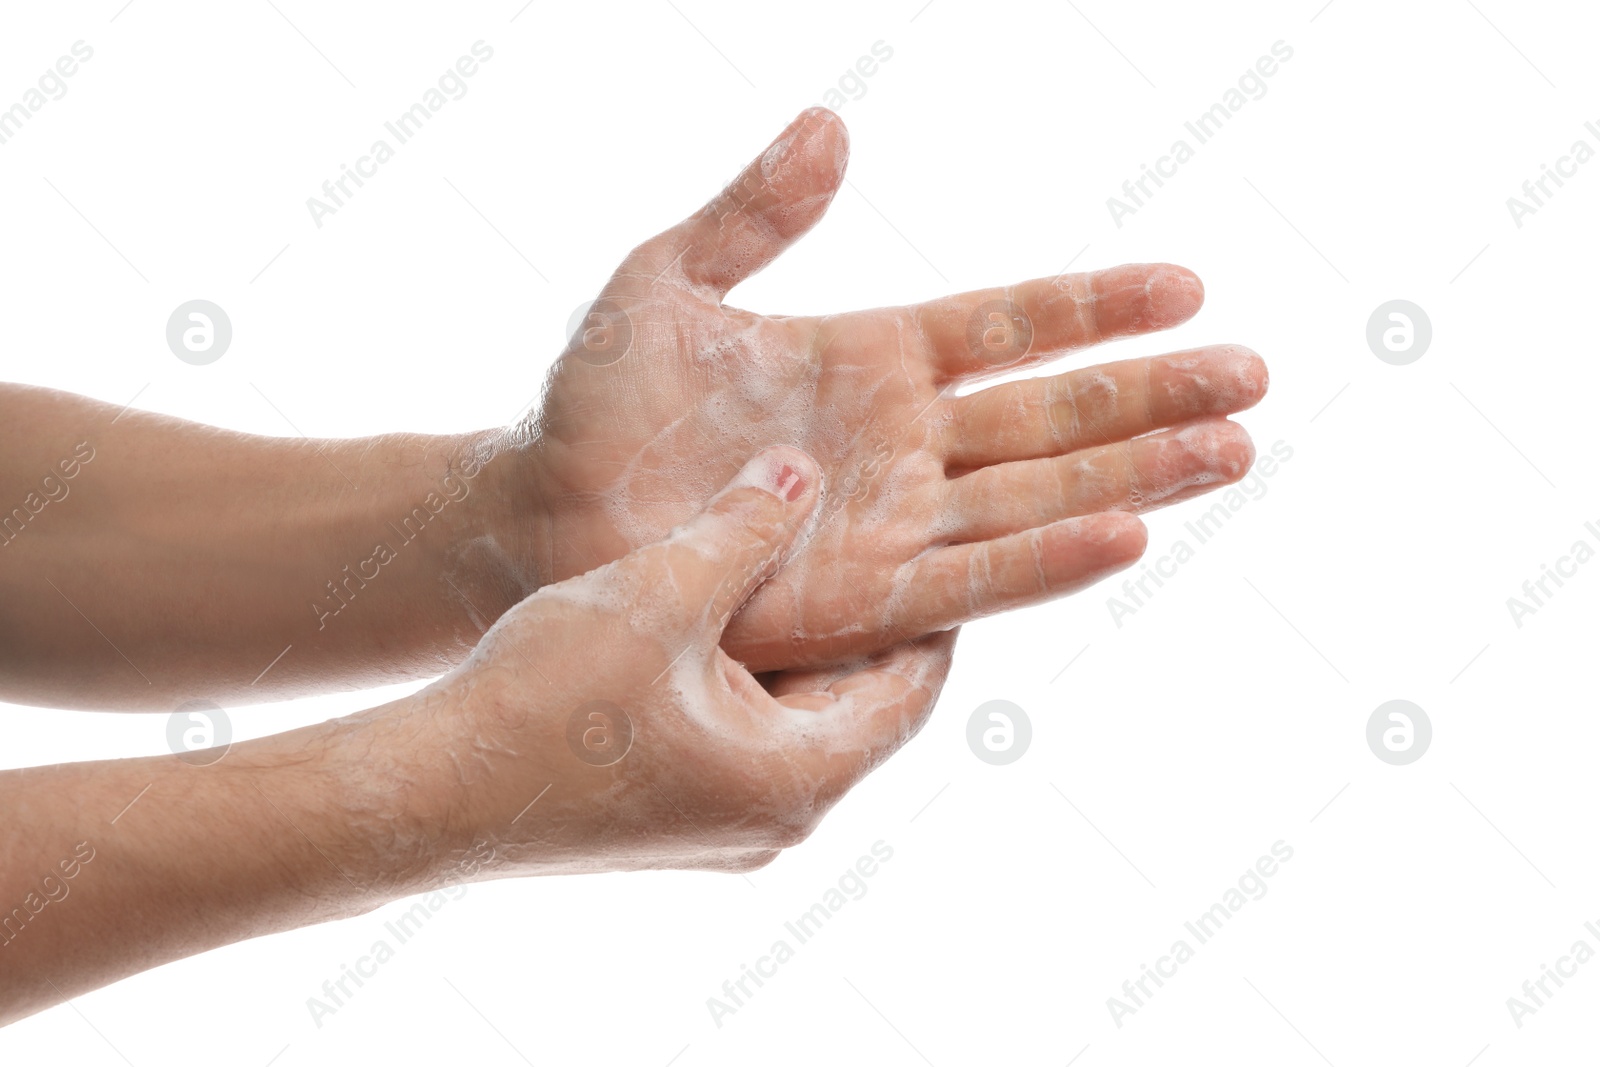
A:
[722, 498, 786, 562]
[1044, 373, 1080, 446]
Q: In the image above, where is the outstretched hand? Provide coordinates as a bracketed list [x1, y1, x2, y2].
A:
[518, 108, 1266, 672]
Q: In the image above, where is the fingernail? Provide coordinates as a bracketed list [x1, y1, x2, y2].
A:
[774, 463, 806, 502]
[729, 449, 815, 505]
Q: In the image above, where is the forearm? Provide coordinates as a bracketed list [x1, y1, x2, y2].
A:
[0, 384, 547, 709]
[0, 689, 465, 1026]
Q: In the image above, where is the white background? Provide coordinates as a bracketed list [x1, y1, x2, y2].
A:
[2, 0, 1596, 1063]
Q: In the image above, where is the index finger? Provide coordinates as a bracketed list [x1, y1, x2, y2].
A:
[911, 263, 1204, 382]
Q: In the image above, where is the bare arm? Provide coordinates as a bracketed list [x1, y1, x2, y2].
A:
[0, 383, 545, 710]
[0, 450, 951, 1027]
[0, 691, 451, 1025]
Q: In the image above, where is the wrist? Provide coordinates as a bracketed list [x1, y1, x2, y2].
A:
[299, 688, 484, 896]
[445, 426, 553, 610]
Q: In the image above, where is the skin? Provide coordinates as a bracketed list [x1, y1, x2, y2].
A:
[0, 449, 954, 1024]
[509, 106, 1268, 672]
[0, 108, 1270, 1023]
[0, 107, 1264, 710]
[0, 396, 522, 710]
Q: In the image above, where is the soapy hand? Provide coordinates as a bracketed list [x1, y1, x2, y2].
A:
[418, 447, 952, 874]
[0, 448, 952, 1026]
[515, 108, 1267, 672]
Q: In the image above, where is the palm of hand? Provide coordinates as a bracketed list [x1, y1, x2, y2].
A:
[523, 109, 1265, 671]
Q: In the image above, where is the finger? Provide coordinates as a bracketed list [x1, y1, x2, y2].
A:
[634, 445, 821, 639]
[624, 108, 849, 298]
[941, 419, 1255, 542]
[768, 630, 959, 800]
[889, 512, 1147, 636]
[941, 344, 1267, 470]
[912, 263, 1204, 381]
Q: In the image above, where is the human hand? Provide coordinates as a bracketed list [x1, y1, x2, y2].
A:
[413, 447, 953, 875]
[513, 108, 1266, 672]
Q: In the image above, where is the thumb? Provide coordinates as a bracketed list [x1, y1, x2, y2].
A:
[635, 446, 821, 641]
[632, 108, 849, 298]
